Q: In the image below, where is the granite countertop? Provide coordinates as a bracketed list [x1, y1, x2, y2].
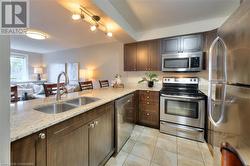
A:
[10, 86, 161, 142]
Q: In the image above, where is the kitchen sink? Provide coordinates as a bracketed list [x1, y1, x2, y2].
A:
[34, 103, 77, 114]
[34, 97, 100, 114]
[65, 97, 100, 106]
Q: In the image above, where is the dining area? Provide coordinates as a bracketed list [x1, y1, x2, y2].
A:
[10, 79, 111, 103]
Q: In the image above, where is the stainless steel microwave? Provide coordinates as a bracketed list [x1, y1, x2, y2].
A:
[161, 52, 203, 72]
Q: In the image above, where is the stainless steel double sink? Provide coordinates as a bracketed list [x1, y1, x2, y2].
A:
[34, 97, 100, 114]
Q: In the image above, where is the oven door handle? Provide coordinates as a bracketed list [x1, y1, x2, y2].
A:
[161, 94, 204, 100]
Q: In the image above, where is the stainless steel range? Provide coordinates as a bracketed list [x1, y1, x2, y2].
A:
[160, 77, 206, 142]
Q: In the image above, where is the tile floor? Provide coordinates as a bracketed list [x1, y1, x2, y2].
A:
[106, 125, 221, 166]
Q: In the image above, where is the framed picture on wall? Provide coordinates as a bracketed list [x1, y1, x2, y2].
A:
[66, 63, 80, 84]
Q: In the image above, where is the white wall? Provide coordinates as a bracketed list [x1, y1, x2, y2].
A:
[11, 49, 44, 80]
[0, 36, 10, 165]
[43, 42, 123, 87]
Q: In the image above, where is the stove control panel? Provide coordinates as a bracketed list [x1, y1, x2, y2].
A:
[163, 77, 199, 84]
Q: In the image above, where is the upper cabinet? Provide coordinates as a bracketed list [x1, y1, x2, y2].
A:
[124, 39, 161, 71]
[181, 34, 203, 52]
[161, 34, 203, 54]
[124, 33, 203, 71]
[124, 43, 137, 71]
[161, 37, 180, 54]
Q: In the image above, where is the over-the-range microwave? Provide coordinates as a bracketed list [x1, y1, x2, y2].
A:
[162, 52, 203, 72]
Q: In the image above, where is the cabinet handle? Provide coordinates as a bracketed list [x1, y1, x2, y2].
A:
[94, 121, 99, 126]
[88, 123, 95, 128]
[39, 133, 46, 139]
[147, 102, 150, 105]
[146, 113, 150, 116]
[147, 96, 150, 99]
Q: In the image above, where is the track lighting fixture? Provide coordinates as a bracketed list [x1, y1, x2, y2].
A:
[106, 32, 112, 37]
[72, 13, 81, 20]
[71, 5, 113, 37]
[90, 24, 98, 31]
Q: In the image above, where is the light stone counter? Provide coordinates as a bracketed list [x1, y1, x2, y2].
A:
[11, 86, 160, 142]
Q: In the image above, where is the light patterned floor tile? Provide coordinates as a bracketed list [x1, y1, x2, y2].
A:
[137, 133, 157, 146]
[142, 127, 160, 137]
[124, 154, 150, 166]
[122, 139, 136, 153]
[198, 142, 215, 166]
[156, 136, 177, 153]
[158, 133, 177, 142]
[178, 155, 205, 166]
[130, 130, 141, 141]
[112, 126, 211, 166]
[152, 147, 177, 166]
[105, 151, 128, 166]
[150, 162, 161, 166]
[177, 137, 199, 149]
[178, 143, 203, 162]
[134, 125, 145, 133]
[131, 142, 155, 160]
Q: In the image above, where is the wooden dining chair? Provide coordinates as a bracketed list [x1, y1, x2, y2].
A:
[43, 83, 66, 97]
[79, 81, 93, 91]
[221, 142, 245, 166]
[11, 85, 18, 102]
[99, 80, 109, 88]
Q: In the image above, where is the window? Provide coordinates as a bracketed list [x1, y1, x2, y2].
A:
[10, 53, 28, 82]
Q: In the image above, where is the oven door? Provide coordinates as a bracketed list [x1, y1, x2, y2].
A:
[160, 95, 205, 128]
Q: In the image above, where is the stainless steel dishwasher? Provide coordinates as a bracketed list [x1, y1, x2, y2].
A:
[115, 93, 135, 154]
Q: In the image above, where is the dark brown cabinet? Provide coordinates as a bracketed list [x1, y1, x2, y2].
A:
[138, 90, 160, 128]
[124, 43, 137, 71]
[11, 130, 47, 166]
[47, 102, 114, 166]
[161, 34, 203, 54]
[124, 40, 161, 71]
[137, 41, 149, 71]
[47, 118, 89, 166]
[11, 102, 114, 166]
[89, 104, 114, 166]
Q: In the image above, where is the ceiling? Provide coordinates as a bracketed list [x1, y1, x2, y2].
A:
[108, 0, 240, 32]
[11, 0, 240, 54]
[11, 0, 118, 54]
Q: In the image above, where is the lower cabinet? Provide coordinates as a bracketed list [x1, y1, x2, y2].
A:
[11, 130, 47, 166]
[11, 102, 115, 166]
[47, 121, 89, 166]
[138, 90, 160, 128]
[89, 104, 114, 166]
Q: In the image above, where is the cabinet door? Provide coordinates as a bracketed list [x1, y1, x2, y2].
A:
[181, 34, 203, 52]
[47, 122, 88, 166]
[161, 37, 180, 54]
[138, 91, 160, 128]
[89, 105, 114, 166]
[124, 43, 137, 71]
[11, 130, 46, 166]
[137, 41, 149, 71]
[148, 40, 161, 71]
